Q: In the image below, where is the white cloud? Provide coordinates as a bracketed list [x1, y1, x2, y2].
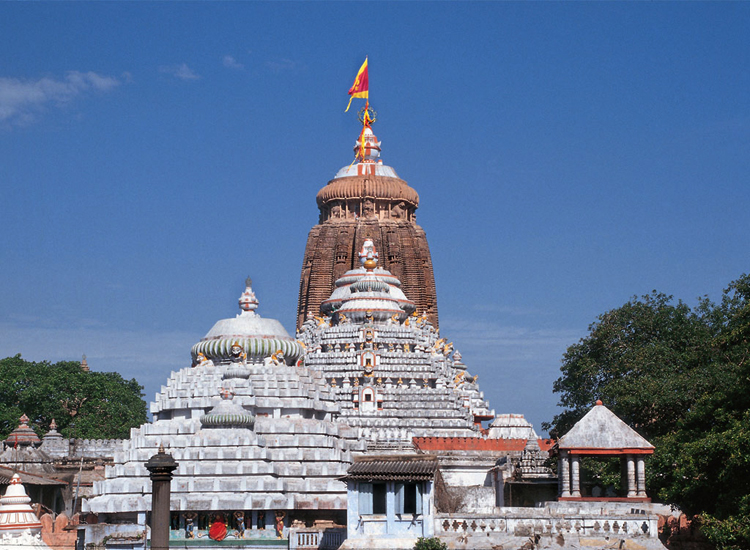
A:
[0, 71, 120, 125]
[159, 63, 200, 81]
[222, 55, 244, 70]
[266, 57, 302, 73]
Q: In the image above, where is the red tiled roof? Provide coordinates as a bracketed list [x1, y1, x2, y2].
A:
[342, 454, 438, 481]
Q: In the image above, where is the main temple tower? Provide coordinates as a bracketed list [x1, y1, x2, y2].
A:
[297, 113, 438, 329]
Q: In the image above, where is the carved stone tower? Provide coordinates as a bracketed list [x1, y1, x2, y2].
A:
[297, 117, 438, 329]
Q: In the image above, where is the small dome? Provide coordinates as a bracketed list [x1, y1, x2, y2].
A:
[487, 414, 539, 440]
[43, 419, 62, 441]
[200, 391, 255, 430]
[4, 415, 40, 448]
[192, 279, 303, 365]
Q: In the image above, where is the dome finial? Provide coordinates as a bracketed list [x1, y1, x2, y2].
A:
[353, 110, 381, 164]
[239, 277, 259, 313]
[358, 239, 379, 268]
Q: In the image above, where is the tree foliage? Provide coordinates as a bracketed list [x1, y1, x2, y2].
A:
[0, 355, 147, 440]
[546, 274, 750, 550]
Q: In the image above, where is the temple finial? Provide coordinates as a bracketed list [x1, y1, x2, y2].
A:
[239, 277, 259, 313]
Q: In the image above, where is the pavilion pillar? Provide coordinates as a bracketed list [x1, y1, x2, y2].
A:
[559, 451, 571, 498]
[626, 455, 636, 498]
[636, 456, 646, 498]
[145, 445, 178, 550]
[570, 455, 581, 498]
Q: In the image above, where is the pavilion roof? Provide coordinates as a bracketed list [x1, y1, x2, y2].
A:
[557, 401, 654, 455]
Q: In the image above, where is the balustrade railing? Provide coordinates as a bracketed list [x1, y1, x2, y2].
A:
[434, 512, 658, 539]
[289, 528, 345, 549]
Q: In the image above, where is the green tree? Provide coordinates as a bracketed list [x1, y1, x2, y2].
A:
[650, 275, 750, 549]
[544, 291, 714, 440]
[0, 354, 147, 440]
[546, 275, 750, 550]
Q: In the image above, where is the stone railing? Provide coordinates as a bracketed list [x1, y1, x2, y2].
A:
[289, 528, 346, 550]
[434, 506, 663, 545]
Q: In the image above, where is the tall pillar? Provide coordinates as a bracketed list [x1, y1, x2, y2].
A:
[626, 455, 636, 498]
[570, 455, 581, 498]
[145, 444, 178, 550]
[559, 452, 571, 498]
[636, 456, 646, 498]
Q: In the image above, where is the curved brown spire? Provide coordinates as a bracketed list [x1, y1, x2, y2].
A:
[297, 125, 438, 330]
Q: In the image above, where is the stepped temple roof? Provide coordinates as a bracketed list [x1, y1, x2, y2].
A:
[298, 242, 494, 450]
[85, 280, 364, 515]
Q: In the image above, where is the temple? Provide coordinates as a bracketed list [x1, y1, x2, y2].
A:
[3, 106, 674, 550]
[297, 113, 439, 330]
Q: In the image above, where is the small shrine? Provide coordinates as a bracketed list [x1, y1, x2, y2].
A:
[3, 414, 41, 448]
[0, 473, 50, 548]
[341, 455, 438, 549]
[557, 400, 654, 501]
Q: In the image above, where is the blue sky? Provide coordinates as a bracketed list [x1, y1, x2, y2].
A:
[1, 3, 749, 434]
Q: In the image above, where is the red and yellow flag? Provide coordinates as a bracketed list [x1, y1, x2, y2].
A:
[345, 58, 369, 112]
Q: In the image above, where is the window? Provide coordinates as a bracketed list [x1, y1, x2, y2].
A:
[395, 483, 422, 515]
[358, 482, 387, 515]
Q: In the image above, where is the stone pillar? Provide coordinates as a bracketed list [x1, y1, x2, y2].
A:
[145, 445, 178, 550]
[559, 452, 571, 498]
[570, 455, 581, 498]
[626, 455, 636, 498]
[636, 456, 647, 498]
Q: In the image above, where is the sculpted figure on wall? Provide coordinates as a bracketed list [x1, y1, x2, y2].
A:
[229, 342, 246, 366]
[363, 199, 375, 219]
